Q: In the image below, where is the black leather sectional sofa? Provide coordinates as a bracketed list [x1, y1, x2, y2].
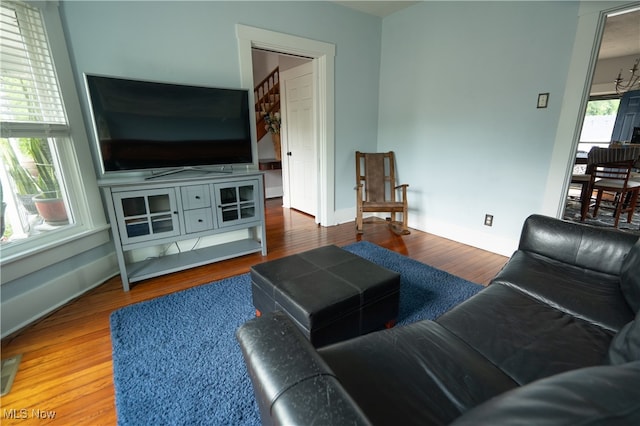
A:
[236, 215, 640, 425]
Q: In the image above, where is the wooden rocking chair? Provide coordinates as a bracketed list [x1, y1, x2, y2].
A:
[356, 151, 409, 235]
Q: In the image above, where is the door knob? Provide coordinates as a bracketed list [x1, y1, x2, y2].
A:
[287, 152, 292, 156]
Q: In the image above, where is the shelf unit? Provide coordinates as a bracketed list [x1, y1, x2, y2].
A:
[258, 159, 281, 170]
[100, 171, 266, 291]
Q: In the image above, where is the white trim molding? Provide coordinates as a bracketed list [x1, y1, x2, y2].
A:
[236, 24, 336, 226]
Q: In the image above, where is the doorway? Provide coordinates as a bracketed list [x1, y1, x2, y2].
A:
[251, 50, 316, 216]
[562, 6, 640, 232]
[236, 24, 336, 226]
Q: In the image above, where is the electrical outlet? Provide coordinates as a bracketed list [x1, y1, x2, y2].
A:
[484, 214, 493, 227]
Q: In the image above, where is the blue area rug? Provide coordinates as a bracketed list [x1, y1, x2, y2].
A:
[110, 241, 483, 425]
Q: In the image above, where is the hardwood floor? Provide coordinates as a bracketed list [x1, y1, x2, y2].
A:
[0, 198, 507, 425]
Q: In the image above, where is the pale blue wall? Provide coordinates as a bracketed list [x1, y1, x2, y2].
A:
[378, 1, 580, 251]
[60, 0, 382, 211]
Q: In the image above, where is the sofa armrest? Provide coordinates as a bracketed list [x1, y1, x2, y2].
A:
[236, 311, 371, 426]
[518, 214, 639, 276]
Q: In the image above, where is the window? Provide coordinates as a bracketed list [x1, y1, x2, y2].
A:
[1, 1, 73, 245]
[1, 1, 107, 267]
[577, 97, 620, 153]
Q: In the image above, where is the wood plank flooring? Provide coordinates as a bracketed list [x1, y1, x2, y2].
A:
[0, 198, 507, 425]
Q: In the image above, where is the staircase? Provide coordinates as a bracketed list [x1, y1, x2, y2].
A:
[254, 67, 280, 141]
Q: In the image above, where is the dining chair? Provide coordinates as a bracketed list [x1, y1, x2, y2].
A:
[355, 151, 409, 235]
[582, 159, 640, 228]
[568, 150, 593, 220]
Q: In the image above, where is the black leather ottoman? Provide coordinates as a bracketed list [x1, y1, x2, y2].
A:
[250, 245, 400, 347]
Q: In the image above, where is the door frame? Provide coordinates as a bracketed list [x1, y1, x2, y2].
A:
[236, 24, 335, 226]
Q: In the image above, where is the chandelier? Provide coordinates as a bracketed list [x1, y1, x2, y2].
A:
[615, 58, 640, 95]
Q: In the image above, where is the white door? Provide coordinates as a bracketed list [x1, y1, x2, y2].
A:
[281, 62, 316, 216]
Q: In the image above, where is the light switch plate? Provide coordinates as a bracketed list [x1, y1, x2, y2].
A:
[537, 93, 549, 108]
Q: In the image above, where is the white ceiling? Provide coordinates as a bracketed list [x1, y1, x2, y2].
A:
[599, 9, 640, 60]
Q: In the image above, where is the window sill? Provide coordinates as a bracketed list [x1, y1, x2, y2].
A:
[1, 224, 112, 284]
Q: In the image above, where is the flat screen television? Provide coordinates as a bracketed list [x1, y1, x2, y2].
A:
[85, 74, 253, 175]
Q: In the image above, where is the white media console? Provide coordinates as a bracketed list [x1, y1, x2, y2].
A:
[99, 170, 266, 291]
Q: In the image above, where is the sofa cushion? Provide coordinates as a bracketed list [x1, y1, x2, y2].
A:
[620, 240, 640, 312]
[607, 311, 640, 365]
[450, 361, 640, 426]
[437, 283, 615, 385]
[491, 251, 634, 331]
[518, 214, 638, 276]
[318, 320, 518, 426]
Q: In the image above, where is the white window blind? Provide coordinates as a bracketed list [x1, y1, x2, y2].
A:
[0, 0, 68, 136]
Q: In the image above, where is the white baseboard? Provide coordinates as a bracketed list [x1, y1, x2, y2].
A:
[334, 208, 516, 256]
[1, 252, 118, 339]
[418, 217, 517, 257]
[265, 186, 284, 199]
[334, 206, 356, 225]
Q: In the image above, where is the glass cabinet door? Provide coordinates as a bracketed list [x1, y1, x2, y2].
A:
[213, 180, 259, 227]
[114, 188, 180, 244]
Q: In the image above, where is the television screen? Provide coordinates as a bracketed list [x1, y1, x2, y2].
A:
[85, 74, 253, 173]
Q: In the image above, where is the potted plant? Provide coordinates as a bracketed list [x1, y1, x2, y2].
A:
[0, 139, 40, 215]
[24, 138, 69, 225]
[0, 138, 68, 225]
[263, 112, 282, 160]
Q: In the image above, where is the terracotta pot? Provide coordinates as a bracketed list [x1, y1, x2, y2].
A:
[33, 193, 69, 226]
